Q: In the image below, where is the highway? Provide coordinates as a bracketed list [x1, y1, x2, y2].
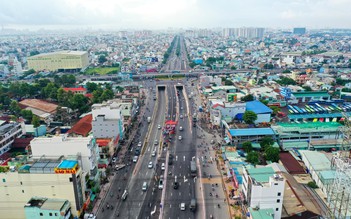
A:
[162, 35, 190, 72]
[162, 83, 197, 219]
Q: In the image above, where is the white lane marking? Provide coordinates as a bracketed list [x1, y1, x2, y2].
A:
[176, 156, 178, 161]
[179, 192, 181, 196]
[171, 193, 172, 196]
[183, 156, 185, 161]
[184, 176, 188, 182]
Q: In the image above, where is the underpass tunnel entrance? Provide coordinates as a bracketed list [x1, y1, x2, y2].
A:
[157, 85, 166, 91]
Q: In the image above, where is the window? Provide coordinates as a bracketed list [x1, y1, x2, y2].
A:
[55, 213, 58, 216]
[22, 190, 24, 193]
[276, 208, 279, 211]
[69, 177, 73, 182]
[20, 181, 23, 185]
[49, 213, 52, 216]
[2, 179, 5, 183]
[277, 199, 280, 203]
[40, 213, 43, 216]
[278, 192, 281, 196]
[274, 183, 278, 185]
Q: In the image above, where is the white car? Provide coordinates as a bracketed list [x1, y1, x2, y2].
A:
[148, 161, 153, 169]
[179, 126, 183, 131]
[138, 141, 142, 147]
[158, 125, 161, 129]
[180, 115, 183, 119]
[152, 150, 156, 157]
[133, 156, 138, 163]
[161, 163, 165, 171]
[178, 136, 182, 140]
[180, 203, 186, 211]
[154, 140, 158, 145]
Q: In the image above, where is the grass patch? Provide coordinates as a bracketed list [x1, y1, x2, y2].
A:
[84, 67, 120, 75]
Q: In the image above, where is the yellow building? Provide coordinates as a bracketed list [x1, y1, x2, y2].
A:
[0, 159, 86, 219]
[27, 51, 89, 71]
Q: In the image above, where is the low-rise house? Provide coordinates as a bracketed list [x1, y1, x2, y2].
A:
[19, 99, 58, 123]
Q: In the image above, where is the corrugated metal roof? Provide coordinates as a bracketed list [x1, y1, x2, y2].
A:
[247, 166, 275, 183]
[279, 152, 306, 174]
[246, 100, 273, 114]
[229, 128, 275, 137]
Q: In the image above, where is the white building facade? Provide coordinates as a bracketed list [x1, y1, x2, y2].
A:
[0, 122, 26, 155]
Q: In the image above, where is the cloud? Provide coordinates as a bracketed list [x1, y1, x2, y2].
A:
[0, 0, 350, 29]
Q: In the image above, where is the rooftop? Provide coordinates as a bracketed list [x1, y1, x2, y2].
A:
[29, 50, 87, 58]
[299, 150, 331, 171]
[292, 91, 330, 98]
[249, 207, 274, 219]
[25, 197, 69, 211]
[57, 160, 78, 169]
[19, 99, 58, 114]
[67, 114, 92, 137]
[229, 128, 275, 137]
[279, 152, 306, 174]
[247, 166, 275, 183]
[274, 122, 342, 133]
[246, 100, 273, 114]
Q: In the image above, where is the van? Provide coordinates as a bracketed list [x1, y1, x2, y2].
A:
[142, 182, 148, 191]
[190, 199, 196, 211]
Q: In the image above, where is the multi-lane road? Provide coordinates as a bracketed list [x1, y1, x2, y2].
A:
[162, 35, 190, 72]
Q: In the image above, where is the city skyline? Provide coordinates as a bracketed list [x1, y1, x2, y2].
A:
[1, 0, 351, 30]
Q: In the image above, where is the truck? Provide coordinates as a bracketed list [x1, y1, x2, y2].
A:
[190, 158, 197, 177]
[147, 117, 151, 123]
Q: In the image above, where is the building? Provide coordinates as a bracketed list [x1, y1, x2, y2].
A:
[67, 114, 92, 137]
[0, 159, 84, 219]
[290, 91, 330, 103]
[209, 101, 246, 125]
[233, 27, 265, 39]
[63, 87, 87, 95]
[246, 100, 273, 123]
[293, 28, 306, 35]
[27, 51, 89, 72]
[226, 128, 276, 145]
[19, 99, 58, 122]
[24, 197, 72, 219]
[30, 135, 99, 180]
[242, 166, 285, 219]
[0, 121, 26, 156]
[92, 100, 124, 140]
[299, 150, 335, 195]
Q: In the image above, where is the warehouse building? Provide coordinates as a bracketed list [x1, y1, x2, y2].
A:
[27, 51, 89, 72]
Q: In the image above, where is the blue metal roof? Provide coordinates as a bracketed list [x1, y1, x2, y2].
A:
[288, 112, 351, 120]
[229, 128, 275, 137]
[246, 100, 273, 114]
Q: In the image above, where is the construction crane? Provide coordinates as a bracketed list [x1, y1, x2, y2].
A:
[327, 112, 351, 219]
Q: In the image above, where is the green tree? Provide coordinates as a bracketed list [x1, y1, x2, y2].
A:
[31, 115, 40, 128]
[30, 51, 40, 56]
[242, 141, 253, 153]
[257, 78, 264, 85]
[230, 66, 236, 70]
[69, 94, 90, 114]
[307, 181, 318, 189]
[20, 109, 33, 121]
[9, 100, 21, 115]
[246, 151, 259, 165]
[86, 82, 99, 93]
[302, 86, 312, 91]
[100, 89, 114, 102]
[260, 136, 274, 150]
[241, 94, 254, 102]
[276, 77, 297, 86]
[243, 110, 257, 124]
[92, 89, 103, 103]
[99, 55, 107, 64]
[224, 79, 234, 86]
[265, 146, 280, 162]
[269, 106, 280, 115]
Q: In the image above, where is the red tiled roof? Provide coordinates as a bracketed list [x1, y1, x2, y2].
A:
[212, 103, 225, 109]
[67, 114, 92, 137]
[96, 138, 111, 147]
[279, 152, 306, 174]
[12, 137, 34, 149]
[63, 87, 87, 92]
[85, 93, 93, 98]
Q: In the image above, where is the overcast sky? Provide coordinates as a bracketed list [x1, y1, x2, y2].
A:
[0, 0, 350, 30]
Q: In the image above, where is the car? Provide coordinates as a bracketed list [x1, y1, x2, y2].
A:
[133, 156, 138, 163]
[154, 140, 158, 145]
[152, 150, 156, 157]
[137, 141, 142, 147]
[148, 161, 153, 169]
[181, 107, 183, 110]
[178, 136, 182, 140]
[112, 157, 117, 163]
[168, 158, 173, 165]
[158, 179, 164, 189]
[142, 182, 148, 191]
[169, 154, 174, 159]
[135, 148, 140, 156]
[173, 181, 179, 189]
[179, 126, 183, 131]
[180, 115, 183, 119]
[158, 125, 161, 129]
[161, 163, 165, 170]
[180, 203, 186, 211]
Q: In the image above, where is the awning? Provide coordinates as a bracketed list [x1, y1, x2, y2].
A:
[90, 194, 96, 202]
